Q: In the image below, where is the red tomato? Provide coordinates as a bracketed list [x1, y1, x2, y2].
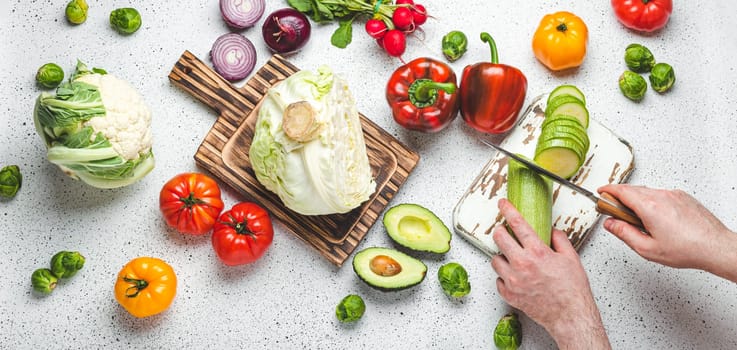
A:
[159, 173, 224, 235]
[611, 0, 672, 32]
[212, 202, 274, 266]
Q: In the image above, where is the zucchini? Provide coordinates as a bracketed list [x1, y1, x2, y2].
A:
[534, 140, 584, 179]
[545, 96, 589, 128]
[547, 85, 586, 106]
[507, 156, 553, 246]
[539, 124, 590, 151]
[541, 114, 587, 130]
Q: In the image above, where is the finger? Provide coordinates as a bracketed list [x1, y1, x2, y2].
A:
[495, 277, 510, 302]
[597, 184, 649, 212]
[492, 223, 522, 260]
[550, 229, 576, 255]
[603, 217, 653, 252]
[491, 254, 512, 279]
[498, 198, 545, 249]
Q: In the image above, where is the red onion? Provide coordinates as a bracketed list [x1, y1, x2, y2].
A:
[262, 8, 311, 54]
[210, 33, 257, 81]
[220, 0, 265, 29]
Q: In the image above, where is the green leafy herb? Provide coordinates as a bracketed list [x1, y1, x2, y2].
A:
[331, 19, 355, 49]
[288, 0, 398, 48]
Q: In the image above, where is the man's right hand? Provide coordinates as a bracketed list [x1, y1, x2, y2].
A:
[598, 184, 737, 282]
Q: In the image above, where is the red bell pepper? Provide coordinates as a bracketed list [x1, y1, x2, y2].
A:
[386, 57, 459, 133]
[611, 0, 672, 32]
[459, 33, 527, 134]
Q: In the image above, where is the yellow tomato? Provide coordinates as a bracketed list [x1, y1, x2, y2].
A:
[532, 11, 589, 71]
[114, 257, 177, 318]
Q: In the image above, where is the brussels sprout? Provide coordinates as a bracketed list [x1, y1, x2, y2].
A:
[441, 31, 468, 62]
[624, 44, 655, 73]
[494, 313, 522, 350]
[437, 262, 471, 297]
[65, 0, 88, 25]
[618, 71, 647, 101]
[50, 251, 85, 279]
[649, 62, 676, 93]
[31, 268, 58, 295]
[335, 294, 365, 323]
[36, 63, 65, 89]
[0, 165, 22, 199]
[110, 8, 142, 34]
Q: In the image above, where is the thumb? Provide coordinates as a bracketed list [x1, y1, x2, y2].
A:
[603, 217, 652, 252]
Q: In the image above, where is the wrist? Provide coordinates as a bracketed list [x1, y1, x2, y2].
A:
[705, 229, 737, 282]
[546, 303, 611, 350]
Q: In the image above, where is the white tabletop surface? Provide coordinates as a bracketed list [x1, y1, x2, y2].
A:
[2, 1, 737, 349]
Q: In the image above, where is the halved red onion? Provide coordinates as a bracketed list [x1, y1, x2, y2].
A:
[210, 33, 257, 81]
[220, 0, 265, 29]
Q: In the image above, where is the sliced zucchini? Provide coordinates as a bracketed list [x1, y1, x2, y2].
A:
[541, 114, 587, 130]
[546, 85, 586, 106]
[539, 124, 590, 150]
[507, 155, 554, 246]
[546, 97, 589, 128]
[534, 147, 584, 179]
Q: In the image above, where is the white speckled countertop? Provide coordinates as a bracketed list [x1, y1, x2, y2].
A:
[2, 1, 737, 349]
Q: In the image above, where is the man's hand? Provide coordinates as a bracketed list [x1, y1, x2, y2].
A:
[599, 184, 737, 282]
[491, 198, 611, 350]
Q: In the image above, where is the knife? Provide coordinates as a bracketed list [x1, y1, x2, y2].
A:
[479, 138, 646, 231]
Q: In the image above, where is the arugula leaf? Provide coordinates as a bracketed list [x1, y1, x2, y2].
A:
[311, 0, 335, 22]
[331, 19, 354, 49]
[287, 0, 313, 13]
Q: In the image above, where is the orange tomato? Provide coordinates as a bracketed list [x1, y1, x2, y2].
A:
[532, 11, 589, 71]
[114, 257, 177, 318]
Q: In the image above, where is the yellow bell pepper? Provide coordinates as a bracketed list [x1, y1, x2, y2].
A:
[532, 11, 589, 71]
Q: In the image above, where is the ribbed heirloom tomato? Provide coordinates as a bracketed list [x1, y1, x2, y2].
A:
[212, 202, 274, 266]
[159, 173, 224, 235]
[611, 0, 672, 32]
[114, 257, 177, 318]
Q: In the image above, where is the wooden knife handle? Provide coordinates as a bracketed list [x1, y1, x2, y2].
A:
[168, 50, 253, 115]
[597, 192, 646, 232]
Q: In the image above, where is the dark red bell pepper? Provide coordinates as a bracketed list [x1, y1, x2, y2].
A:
[386, 57, 460, 133]
[460, 33, 527, 134]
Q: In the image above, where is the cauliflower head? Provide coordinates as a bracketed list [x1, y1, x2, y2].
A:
[33, 61, 155, 189]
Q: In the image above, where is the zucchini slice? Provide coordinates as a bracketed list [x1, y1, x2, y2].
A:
[507, 156, 554, 246]
[534, 139, 585, 178]
[541, 114, 587, 131]
[547, 85, 586, 106]
[545, 96, 589, 128]
[539, 124, 590, 150]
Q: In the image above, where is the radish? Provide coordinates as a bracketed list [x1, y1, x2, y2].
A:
[382, 29, 406, 57]
[411, 4, 428, 26]
[395, 0, 414, 5]
[365, 18, 388, 39]
[392, 7, 414, 31]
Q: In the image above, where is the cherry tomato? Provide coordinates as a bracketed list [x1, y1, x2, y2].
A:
[212, 202, 274, 266]
[159, 173, 224, 235]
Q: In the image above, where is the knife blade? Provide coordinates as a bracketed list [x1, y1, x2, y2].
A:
[478, 138, 645, 231]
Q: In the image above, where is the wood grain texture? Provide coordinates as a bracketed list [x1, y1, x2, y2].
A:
[169, 51, 420, 266]
[453, 94, 635, 256]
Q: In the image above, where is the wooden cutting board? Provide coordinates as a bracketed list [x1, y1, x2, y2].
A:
[169, 51, 420, 266]
[453, 94, 635, 256]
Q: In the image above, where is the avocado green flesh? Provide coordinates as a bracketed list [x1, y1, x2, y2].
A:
[383, 204, 451, 253]
[352, 247, 427, 291]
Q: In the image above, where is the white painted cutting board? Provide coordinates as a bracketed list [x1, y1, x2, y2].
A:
[452, 94, 635, 256]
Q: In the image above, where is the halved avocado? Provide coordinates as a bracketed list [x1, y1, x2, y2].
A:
[352, 247, 427, 291]
[383, 204, 451, 253]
